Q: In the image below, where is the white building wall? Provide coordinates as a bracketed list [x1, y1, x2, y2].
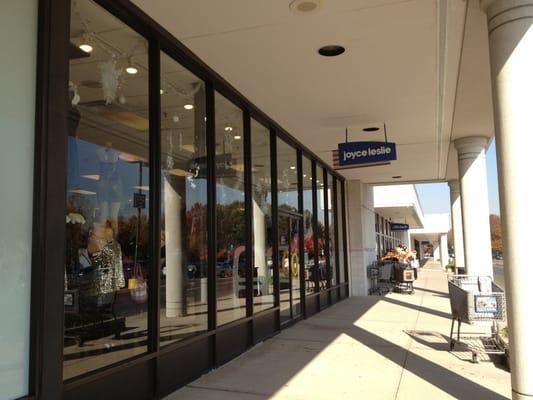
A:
[346, 180, 376, 296]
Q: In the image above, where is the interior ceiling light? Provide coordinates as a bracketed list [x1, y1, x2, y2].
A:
[125, 57, 138, 74]
[172, 114, 180, 123]
[79, 43, 93, 53]
[290, 0, 321, 14]
[290, 166, 296, 170]
[233, 135, 242, 140]
[392, 175, 402, 179]
[363, 127, 380, 132]
[224, 126, 233, 132]
[183, 104, 194, 110]
[160, 89, 164, 95]
[318, 45, 345, 57]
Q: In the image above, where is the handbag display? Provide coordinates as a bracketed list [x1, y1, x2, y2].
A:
[129, 263, 148, 304]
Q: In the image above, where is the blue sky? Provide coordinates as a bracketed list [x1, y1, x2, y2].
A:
[415, 141, 500, 215]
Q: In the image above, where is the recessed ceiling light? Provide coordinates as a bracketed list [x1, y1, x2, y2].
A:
[290, 0, 321, 13]
[172, 114, 180, 123]
[290, 166, 296, 170]
[363, 127, 380, 132]
[234, 135, 241, 140]
[79, 43, 93, 53]
[224, 126, 233, 132]
[160, 89, 164, 95]
[318, 45, 345, 57]
[392, 176, 402, 179]
[184, 104, 194, 110]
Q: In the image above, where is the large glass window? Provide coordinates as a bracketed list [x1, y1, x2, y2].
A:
[215, 92, 246, 325]
[0, 2, 36, 397]
[251, 120, 274, 313]
[160, 52, 207, 344]
[302, 157, 315, 294]
[316, 168, 327, 290]
[276, 138, 298, 213]
[327, 174, 337, 286]
[336, 181, 346, 283]
[65, 0, 149, 379]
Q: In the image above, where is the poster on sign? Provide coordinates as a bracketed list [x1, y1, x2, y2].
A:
[332, 141, 397, 170]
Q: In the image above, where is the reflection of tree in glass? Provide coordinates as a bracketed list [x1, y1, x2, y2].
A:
[186, 202, 208, 261]
[116, 215, 149, 260]
[216, 201, 245, 255]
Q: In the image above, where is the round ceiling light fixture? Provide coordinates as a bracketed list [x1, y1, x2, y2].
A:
[318, 45, 345, 57]
[290, 0, 321, 14]
[125, 57, 138, 75]
[224, 126, 233, 132]
[79, 43, 93, 53]
[363, 127, 380, 132]
[233, 135, 242, 140]
[392, 176, 402, 179]
[183, 104, 194, 110]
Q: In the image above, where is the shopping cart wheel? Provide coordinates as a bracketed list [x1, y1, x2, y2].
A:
[472, 352, 479, 363]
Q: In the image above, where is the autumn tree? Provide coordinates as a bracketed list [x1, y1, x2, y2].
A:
[490, 214, 503, 253]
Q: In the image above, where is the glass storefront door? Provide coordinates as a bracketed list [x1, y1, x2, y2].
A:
[278, 213, 302, 325]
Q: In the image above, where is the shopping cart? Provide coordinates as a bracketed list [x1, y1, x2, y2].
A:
[448, 275, 506, 363]
[392, 262, 415, 294]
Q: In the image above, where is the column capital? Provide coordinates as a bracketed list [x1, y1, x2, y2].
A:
[481, 0, 533, 23]
[454, 136, 488, 155]
[447, 179, 460, 193]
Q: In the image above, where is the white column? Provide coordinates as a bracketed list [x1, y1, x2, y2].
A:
[164, 178, 183, 317]
[454, 137, 493, 278]
[439, 233, 449, 269]
[448, 180, 465, 271]
[482, 2, 533, 398]
[346, 180, 376, 296]
[433, 242, 440, 261]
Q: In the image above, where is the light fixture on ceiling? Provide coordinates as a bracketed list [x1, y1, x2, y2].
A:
[125, 57, 138, 74]
[224, 126, 233, 132]
[290, 166, 296, 170]
[172, 114, 180, 123]
[160, 89, 164, 95]
[234, 135, 242, 140]
[79, 43, 93, 53]
[79, 34, 93, 53]
[290, 0, 322, 14]
[183, 104, 194, 110]
[318, 45, 345, 57]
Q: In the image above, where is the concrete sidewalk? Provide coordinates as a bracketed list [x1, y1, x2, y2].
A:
[166, 262, 511, 400]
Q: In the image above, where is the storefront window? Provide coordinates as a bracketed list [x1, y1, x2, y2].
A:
[251, 120, 274, 313]
[336, 181, 345, 283]
[327, 174, 336, 286]
[65, 0, 149, 379]
[302, 157, 315, 294]
[160, 52, 207, 344]
[215, 92, 246, 325]
[276, 139, 298, 213]
[316, 167, 327, 290]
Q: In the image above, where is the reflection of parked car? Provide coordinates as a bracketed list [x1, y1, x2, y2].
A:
[217, 261, 232, 277]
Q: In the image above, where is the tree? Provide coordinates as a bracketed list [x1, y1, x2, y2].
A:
[490, 214, 503, 253]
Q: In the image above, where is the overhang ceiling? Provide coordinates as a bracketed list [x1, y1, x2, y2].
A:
[132, 0, 494, 184]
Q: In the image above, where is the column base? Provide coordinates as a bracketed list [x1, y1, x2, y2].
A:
[513, 390, 533, 400]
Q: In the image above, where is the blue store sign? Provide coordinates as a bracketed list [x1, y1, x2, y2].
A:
[391, 223, 410, 231]
[335, 141, 397, 168]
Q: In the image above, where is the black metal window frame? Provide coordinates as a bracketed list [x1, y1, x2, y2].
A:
[30, 0, 348, 399]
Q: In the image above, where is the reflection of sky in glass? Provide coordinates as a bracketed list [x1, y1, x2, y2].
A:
[68, 137, 149, 218]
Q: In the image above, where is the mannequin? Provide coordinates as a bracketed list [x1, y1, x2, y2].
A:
[96, 141, 121, 234]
